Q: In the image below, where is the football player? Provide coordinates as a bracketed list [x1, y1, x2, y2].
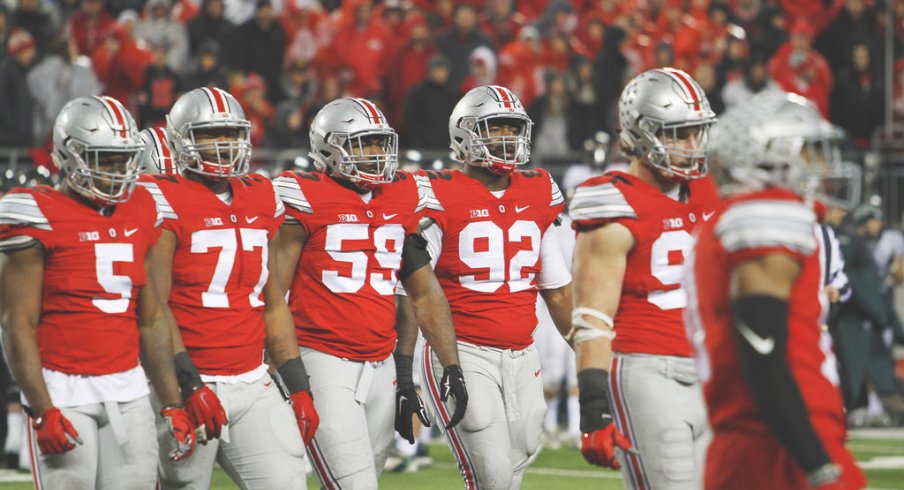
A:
[0, 96, 194, 489]
[274, 97, 466, 489]
[409, 85, 573, 489]
[138, 127, 178, 175]
[688, 91, 866, 489]
[139, 87, 314, 489]
[568, 68, 719, 489]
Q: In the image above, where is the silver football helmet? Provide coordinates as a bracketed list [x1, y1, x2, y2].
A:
[308, 97, 398, 188]
[138, 127, 178, 174]
[52, 96, 143, 205]
[166, 87, 251, 178]
[618, 68, 716, 181]
[449, 85, 532, 175]
[708, 91, 861, 210]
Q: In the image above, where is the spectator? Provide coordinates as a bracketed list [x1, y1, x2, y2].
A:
[0, 6, 12, 58]
[182, 40, 229, 90]
[435, 3, 493, 89]
[186, 0, 233, 58]
[224, 0, 281, 26]
[694, 62, 724, 114]
[329, 0, 391, 97]
[816, 0, 879, 73]
[27, 36, 102, 146]
[232, 73, 272, 146]
[715, 34, 748, 89]
[721, 55, 783, 108]
[281, 58, 316, 104]
[832, 43, 884, 148]
[752, 5, 787, 59]
[384, 18, 435, 124]
[0, 29, 35, 146]
[283, 0, 329, 67]
[652, 40, 675, 68]
[592, 24, 628, 135]
[12, 0, 54, 59]
[481, 0, 525, 49]
[459, 46, 496, 95]
[834, 204, 904, 424]
[134, 0, 190, 75]
[528, 71, 571, 160]
[231, 0, 286, 103]
[769, 18, 833, 116]
[67, 0, 115, 57]
[497, 25, 543, 108]
[401, 54, 458, 149]
[564, 55, 600, 151]
[572, 15, 604, 60]
[138, 41, 181, 128]
[91, 25, 151, 111]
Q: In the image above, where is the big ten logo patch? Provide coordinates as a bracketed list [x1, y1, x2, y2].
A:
[338, 214, 359, 223]
[469, 209, 490, 218]
[79, 231, 101, 242]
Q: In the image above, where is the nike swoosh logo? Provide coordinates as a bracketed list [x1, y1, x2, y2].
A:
[534, 369, 541, 377]
[245, 216, 259, 224]
[383, 213, 398, 220]
[264, 381, 272, 387]
[515, 205, 530, 213]
[737, 320, 775, 355]
[124, 228, 139, 237]
[702, 211, 716, 221]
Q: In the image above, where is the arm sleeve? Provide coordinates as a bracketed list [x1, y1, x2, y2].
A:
[395, 221, 443, 297]
[537, 222, 572, 289]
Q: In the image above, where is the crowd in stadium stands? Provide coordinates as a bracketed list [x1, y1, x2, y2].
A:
[0, 0, 898, 154]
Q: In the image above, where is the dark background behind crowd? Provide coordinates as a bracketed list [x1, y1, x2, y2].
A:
[0, 0, 900, 157]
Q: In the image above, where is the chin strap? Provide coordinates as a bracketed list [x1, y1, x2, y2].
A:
[567, 307, 616, 345]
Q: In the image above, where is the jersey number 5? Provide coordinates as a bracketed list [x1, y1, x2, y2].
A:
[323, 223, 406, 295]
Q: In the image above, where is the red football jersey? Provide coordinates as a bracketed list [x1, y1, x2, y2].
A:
[417, 168, 565, 350]
[138, 173, 284, 375]
[569, 171, 719, 357]
[685, 188, 863, 486]
[0, 186, 161, 375]
[274, 170, 424, 361]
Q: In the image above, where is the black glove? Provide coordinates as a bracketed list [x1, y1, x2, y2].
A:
[440, 364, 468, 429]
[394, 354, 430, 444]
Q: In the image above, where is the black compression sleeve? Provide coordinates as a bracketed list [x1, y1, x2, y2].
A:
[577, 369, 613, 433]
[394, 353, 414, 386]
[277, 357, 311, 394]
[732, 295, 831, 473]
[174, 351, 203, 399]
[399, 233, 431, 280]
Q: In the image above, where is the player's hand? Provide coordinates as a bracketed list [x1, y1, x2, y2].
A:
[440, 365, 468, 429]
[581, 423, 635, 468]
[160, 405, 195, 461]
[289, 390, 319, 445]
[185, 385, 228, 444]
[396, 382, 430, 444]
[32, 407, 82, 454]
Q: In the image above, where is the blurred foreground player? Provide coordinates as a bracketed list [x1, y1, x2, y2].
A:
[0, 96, 194, 489]
[687, 91, 866, 489]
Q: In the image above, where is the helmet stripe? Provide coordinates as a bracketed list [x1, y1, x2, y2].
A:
[204, 87, 228, 113]
[98, 96, 129, 138]
[151, 127, 175, 173]
[356, 98, 382, 125]
[491, 85, 513, 109]
[212, 87, 231, 114]
[664, 68, 701, 111]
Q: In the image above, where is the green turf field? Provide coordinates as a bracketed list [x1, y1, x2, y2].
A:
[2, 433, 902, 489]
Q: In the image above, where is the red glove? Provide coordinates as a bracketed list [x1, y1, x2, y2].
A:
[581, 424, 635, 469]
[289, 391, 319, 445]
[160, 405, 195, 461]
[185, 385, 227, 444]
[32, 407, 82, 454]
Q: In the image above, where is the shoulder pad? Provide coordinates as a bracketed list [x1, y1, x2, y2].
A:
[716, 199, 816, 255]
[568, 177, 637, 221]
[548, 171, 564, 207]
[273, 174, 313, 215]
[0, 190, 52, 231]
[136, 179, 178, 221]
[413, 173, 444, 213]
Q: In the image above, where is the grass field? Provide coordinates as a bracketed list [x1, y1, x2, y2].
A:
[2, 431, 903, 489]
